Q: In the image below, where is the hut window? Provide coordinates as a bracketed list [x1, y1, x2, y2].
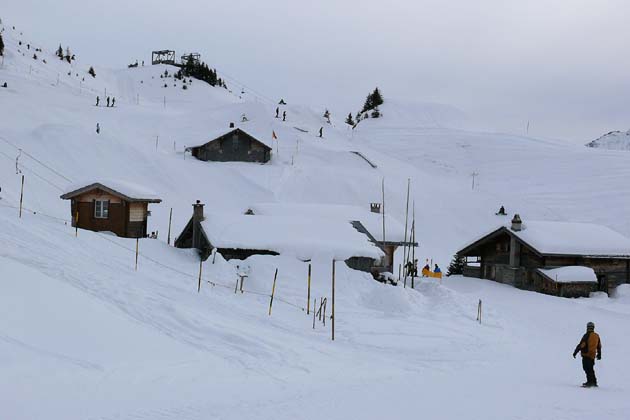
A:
[94, 200, 109, 219]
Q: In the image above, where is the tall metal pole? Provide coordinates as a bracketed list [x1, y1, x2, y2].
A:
[331, 259, 336, 341]
[18, 175, 24, 218]
[307, 263, 312, 315]
[411, 201, 416, 288]
[167, 207, 173, 245]
[381, 177, 386, 243]
[402, 178, 410, 277]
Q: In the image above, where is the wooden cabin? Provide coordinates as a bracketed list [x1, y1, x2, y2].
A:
[186, 126, 272, 163]
[60, 182, 161, 238]
[456, 214, 630, 297]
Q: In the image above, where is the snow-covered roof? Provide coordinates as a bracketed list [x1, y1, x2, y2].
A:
[60, 180, 162, 202]
[185, 126, 273, 150]
[200, 212, 384, 261]
[537, 266, 598, 284]
[512, 221, 630, 257]
[248, 203, 412, 244]
[459, 220, 630, 257]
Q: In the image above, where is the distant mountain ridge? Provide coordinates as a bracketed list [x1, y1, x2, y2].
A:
[586, 129, 630, 150]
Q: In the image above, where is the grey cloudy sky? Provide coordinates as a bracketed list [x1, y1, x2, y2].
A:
[4, 0, 630, 141]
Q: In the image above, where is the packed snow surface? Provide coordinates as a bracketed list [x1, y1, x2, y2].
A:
[1, 21, 630, 420]
[538, 266, 598, 283]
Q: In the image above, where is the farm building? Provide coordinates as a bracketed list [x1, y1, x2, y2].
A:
[60, 181, 161, 238]
[185, 126, 272, 163]
[456, 214, 630, 297]
[174, 201, 416, 276]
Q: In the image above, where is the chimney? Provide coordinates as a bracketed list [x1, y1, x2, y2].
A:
[511, 214, 522, 232]
[229, 122, 235, 128]
[370, 203, 381, 214]
[192, 200, 205, 248]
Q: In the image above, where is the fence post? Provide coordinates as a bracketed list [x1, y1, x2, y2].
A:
[476, 299, 482, 324]
[332, 259, 336, 341]
[197, 259, 203, 293]
[135, 238, 139, 270]
[312, 298, 317, 329]
[167, 207, 173, 245]
[18, 175, 24, 218]
[307, 263, 311, 314]
[75, 210, 79, 237]
[268, 268, 278, 316]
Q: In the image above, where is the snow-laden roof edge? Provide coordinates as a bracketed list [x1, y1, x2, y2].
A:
[60, 180, 162, 203]
[184, 127, 273, 150]
[537, 266, 598, 284]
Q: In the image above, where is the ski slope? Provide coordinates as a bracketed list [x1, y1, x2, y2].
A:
[1, 22, 630, 420]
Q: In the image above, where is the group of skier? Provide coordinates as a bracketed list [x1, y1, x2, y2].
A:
[404, 259, 441, 278]
[95, 96, 116, 108]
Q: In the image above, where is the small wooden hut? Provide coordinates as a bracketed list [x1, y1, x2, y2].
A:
[186, 126, 272, 163]
[60, 181, 161, 238]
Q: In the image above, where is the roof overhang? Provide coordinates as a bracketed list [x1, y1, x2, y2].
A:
[60, 183, 162, 203]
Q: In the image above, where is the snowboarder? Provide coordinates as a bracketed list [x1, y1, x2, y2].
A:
[496, 205, 507, 216]
[573, 322, 602, 387]
[95, 96, 100, 106]
[275, 107, 279, 118]
[111, 97, 116, 107]
[282, 111, 286, 122]
[318, 127, 323, 138]
[96, 123, 100, 134]
[434, 264, 441, 274]
[106, 97, 110, 107]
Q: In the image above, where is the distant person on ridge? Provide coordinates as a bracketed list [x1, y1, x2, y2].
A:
[96, 123, 100, 134]
[95, 96, 100, 106]
[319, 127, 323, 138]
[275, 107, 279, 118]
[496, 205, 507, 216]
[112, 97, 116, 107]
[106, 97, 110, 107]
[282, 111, 286, 122]
[573, 322, 602, 387]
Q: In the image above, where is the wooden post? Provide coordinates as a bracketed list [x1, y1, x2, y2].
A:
[402, 178, 410, 275]
[381, 177, 386, 243]
[212, 249, 217, 264]
[135, 238, 139, 271]
[234, 277, 239, 294]
[75, 210, 79, 237]
[240, 275, 245, 293]
[307, 263, 312, 314]
[477, 299, 482, 324]
[312, 298, 317, 329]
[268, 268, 278, 316]
[167, 207, 173, 245]
[18, 175, 24, 218]
[322, 298, 327, 326]
[331, 259, 336, 341]
[197, 259, 203, 293]
[411, 201, 416, 289]
[398, 264, 402, 286]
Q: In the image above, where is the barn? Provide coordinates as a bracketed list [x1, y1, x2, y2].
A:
[185, 126, 272, 163]
[456, 214, 630, 297]
[174, 201, 415, 276]
[60, 181, 161, 238]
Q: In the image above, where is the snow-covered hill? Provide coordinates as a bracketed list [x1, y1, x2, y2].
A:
[586, 129, 630, 150]
[2, 22, 630, 420]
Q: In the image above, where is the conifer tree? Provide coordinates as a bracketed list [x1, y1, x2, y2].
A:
[371, 87, 384, 107]
[345, 113, 355, 126]
[0, 33, 4, 56]
[446, 254, 465, 276]
[56, 44, 63, 59]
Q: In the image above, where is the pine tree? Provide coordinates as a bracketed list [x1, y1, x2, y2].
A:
[0, 33, 4, 56]
[371, 87, 384, 107]
[88, 66, 96, 78]
[56, 44, 64, 59]
[345, 112, 355, 126]
[446, 254, 465, 276]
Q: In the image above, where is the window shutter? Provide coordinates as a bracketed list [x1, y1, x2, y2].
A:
[106, 200, 110, 219]
[92, 199, 96, 219]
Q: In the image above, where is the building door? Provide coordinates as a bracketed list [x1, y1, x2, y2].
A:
[597, 274, 608, 293]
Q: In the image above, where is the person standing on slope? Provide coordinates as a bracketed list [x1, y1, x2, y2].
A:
[573, 322, 602, 387]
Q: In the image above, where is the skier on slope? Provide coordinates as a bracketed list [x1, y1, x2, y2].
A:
[275, 107, 279, 118]
[573, 322, 602, 387]
[95, 96, 100, 106]
[282, 111, 287, 122]
[112, 97, 116, 107]
[106, 97, 110, 107]
[434, 264, 441, 274]
[318, 127, 323, 138]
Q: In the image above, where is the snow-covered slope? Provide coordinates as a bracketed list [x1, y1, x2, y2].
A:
[2, 22, 630, 420]
[586, 129, 630, 150]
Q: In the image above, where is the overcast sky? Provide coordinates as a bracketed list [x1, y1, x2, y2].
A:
[4, 0, 630, 141]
